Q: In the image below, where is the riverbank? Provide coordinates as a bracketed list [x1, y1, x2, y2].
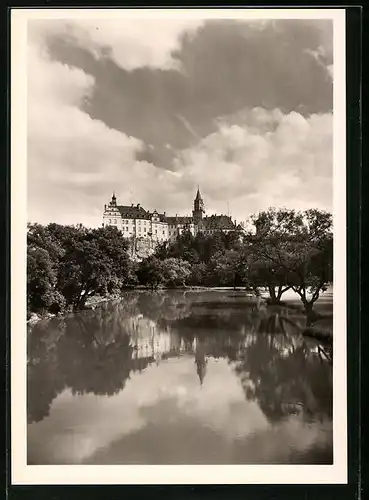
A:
[27, 293, 121, 325]
[27, 285, 333, 331]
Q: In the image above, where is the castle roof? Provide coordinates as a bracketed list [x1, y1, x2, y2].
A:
[116, 205, 167, 222]
[156, 213, 167, 222]
[117, 205, 151, 220]
[200, 215, 235, 230]
[166, 216, 193, 225]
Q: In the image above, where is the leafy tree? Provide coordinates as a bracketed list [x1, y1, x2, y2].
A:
[223, 230, 243, 251]
[188, 262, 208, 286]
[154, 241, 171, 260]
[194, 232, 226, 263]
[27, 223, 86, 264]
[27, 223, 134, 312]
[208, 249, 247, 288]
[27, 247, 66, 315]
[136, 256, 165, 289]
[155, 231, 195, 261]
[290, 225, 333, 322]
[58, 226, 133, 309]
[246, 208, 333, 317]
[27, 223, 63, 263]
[27, 223, 88, 314]
[155, 229, 242, 268]
[161, 258, 191, 287]
[137, 257, 191, 288]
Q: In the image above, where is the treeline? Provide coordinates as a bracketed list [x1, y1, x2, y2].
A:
[137, 207, 333, 318]
[27, 223, 136, 317]
[27, 208, 333, 319]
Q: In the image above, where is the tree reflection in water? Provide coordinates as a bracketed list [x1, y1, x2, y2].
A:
[27, 291, 332, 426]
[234, 333, 332, 423]
[27, 318, 67, 424]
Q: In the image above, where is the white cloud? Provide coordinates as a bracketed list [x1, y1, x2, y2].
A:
[28, 18, 203, 71]
[304, 46, 333, 81]
[27, 22, 202, 227]
[27, 22, 333, 228]
[27, 33, 146, 226]
[175, 109, 333, 223]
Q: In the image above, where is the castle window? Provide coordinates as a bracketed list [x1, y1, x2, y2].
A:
[126, 227, 129, 231]
[109, 219, 111, 224]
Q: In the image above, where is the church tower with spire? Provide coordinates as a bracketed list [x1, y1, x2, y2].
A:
[192, 186, 205, 222]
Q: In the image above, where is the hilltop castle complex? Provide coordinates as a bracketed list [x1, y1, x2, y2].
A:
[103, 188, 243, 257]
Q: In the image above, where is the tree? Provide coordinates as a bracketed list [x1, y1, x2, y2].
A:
[246, 208, 333, 319]
[58, 226, 133, 309]
[290, 220, 333, 322]
[188, 262, 208, 286]
[27, 222, 87, 264]
[155, 231, 196, 261]
[223, 230, 243, 251]
[154, 241, 170, 260]
[161, 258, 191, 287]
[208, 249, 247, 288]
[27, 246, 66, 315]
[136, 256, 165, 289]
[193, 232, 226, 264]
[27, 223, 90, 313]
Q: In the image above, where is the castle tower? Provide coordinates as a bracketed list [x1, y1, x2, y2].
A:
[192, 186, 205, 222]
[110, 192, 117, 207]
[194, 337, 207, 386]
[196, 358, 207, 386]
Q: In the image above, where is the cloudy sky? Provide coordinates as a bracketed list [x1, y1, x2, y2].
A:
[27, 16, 333, 227]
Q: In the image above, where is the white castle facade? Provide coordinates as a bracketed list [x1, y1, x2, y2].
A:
[103, 188, 243, 248]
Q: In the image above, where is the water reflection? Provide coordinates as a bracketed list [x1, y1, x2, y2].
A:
[27, 290, 333, 464]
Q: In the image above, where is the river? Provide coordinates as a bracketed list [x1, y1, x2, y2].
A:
[27, 289, 333, 465]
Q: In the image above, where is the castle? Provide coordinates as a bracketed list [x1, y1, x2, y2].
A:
[103, 188, 243, 256]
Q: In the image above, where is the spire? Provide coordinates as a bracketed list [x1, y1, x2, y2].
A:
[195, 339, 207, 386]
[111, 192, 117, 206]
[193, 185, 205, 221]
[195, 185, 203, 201]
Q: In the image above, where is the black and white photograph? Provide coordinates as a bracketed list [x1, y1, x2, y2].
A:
[11, 8, 347, 485]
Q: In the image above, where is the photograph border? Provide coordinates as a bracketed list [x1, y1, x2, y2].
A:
[4, 4, 362, 498]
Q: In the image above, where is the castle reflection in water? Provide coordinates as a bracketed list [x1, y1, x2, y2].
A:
[27, 290, 333, 465]
[129, 314, 213, 385]
[27, 290, 333, 427]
